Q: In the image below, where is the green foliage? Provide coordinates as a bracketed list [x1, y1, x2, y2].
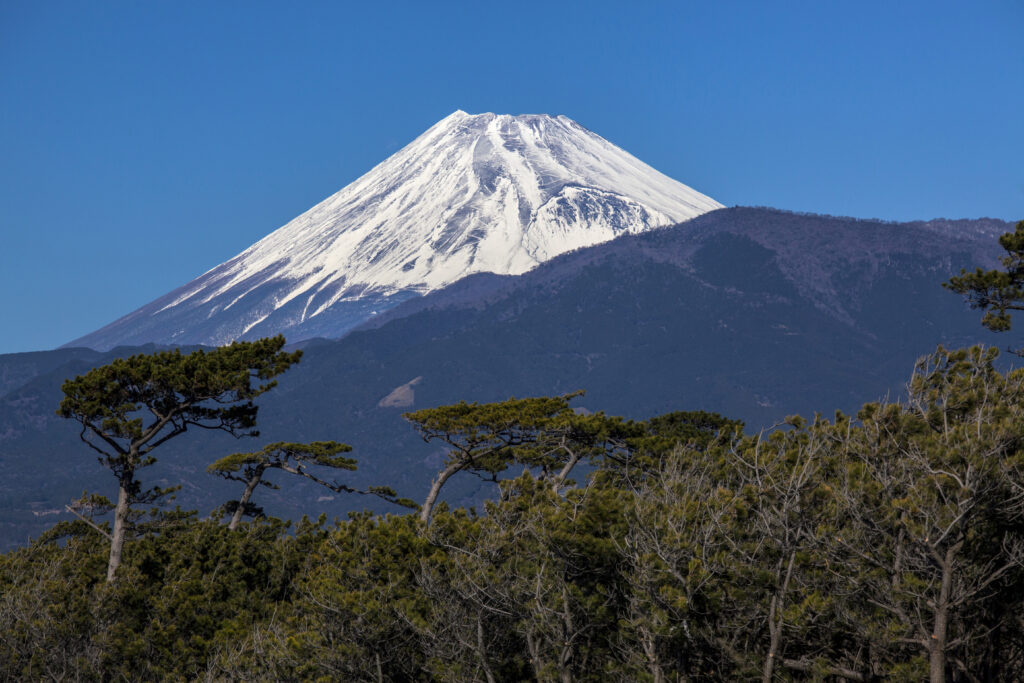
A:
[405, 392, 584, 477]
[406, 392, 645, 522]
[945, 219, 1024, 352]
[0, 517, 322, 681]
[58, 335, 302, 469]
[826, 345, 1024, 678]
[6, 346, 1024, 680]
[602, 409, 742, 488]
[209, 512, 432, 681]
[209, 441, 416, 530]
[210, 440, 356, 474]
[55, 336, 302, 581]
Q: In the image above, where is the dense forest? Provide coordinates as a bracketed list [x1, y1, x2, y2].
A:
[3, 223, 1024, 681]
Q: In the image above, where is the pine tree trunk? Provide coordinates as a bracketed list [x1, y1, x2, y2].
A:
[228, 470, 264, 531]
[640, 629, 665, 683]
[763, 549, 797, 683]
[476, 614, 497, 683]
[559, 584, 575, 683]
[929, 548, 956, 683]
[526, 632, 544, 681]
[420, 462, 462, 523]
[551, 451, 582, 494]
[106, 476, 132, 583]
[763, 596, 780, 683]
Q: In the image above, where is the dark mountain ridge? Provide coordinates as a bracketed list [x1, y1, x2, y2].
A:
[0, 207, 1011, 548]
[362, 207, 1007, 331]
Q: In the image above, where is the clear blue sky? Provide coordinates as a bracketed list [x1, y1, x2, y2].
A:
[1, 0, 1021, 354]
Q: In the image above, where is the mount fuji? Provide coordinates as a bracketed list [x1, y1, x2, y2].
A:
[66, 111, 722, 350]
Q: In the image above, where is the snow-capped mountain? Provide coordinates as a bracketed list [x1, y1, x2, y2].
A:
[66, 110, 722, 350]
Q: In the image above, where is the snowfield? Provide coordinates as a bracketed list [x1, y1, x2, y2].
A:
[68, 111, 722, 349]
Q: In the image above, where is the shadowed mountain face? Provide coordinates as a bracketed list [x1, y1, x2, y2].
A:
[0, 207, 1010, 548]
[65, 111, 721, 351]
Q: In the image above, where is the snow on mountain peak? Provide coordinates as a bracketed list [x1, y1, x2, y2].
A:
[67, 112, 723, 350]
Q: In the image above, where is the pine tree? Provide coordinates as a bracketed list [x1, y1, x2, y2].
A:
[945, 219, 1024, 353]
[209, 440, 415, 530]
[57, 336, 301, 581]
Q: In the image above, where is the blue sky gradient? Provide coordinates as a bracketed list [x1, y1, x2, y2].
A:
[1, 0, 1022, 353]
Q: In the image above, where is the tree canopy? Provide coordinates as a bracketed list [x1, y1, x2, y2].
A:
[405, 392, 643, 522]
[57, 336, 302, 581]
[3, 345, 1024, 679]
[945, 219, 1024, 353]
[209, 440, 415, 530]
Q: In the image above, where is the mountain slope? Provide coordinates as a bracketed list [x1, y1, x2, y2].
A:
[67, 111, 721, 350]
[1, 208, 1009, 549]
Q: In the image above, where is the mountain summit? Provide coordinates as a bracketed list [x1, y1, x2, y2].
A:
[67, 111, 722, 350]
